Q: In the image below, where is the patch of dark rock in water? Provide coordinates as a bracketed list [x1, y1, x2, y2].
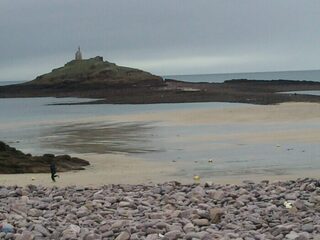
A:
[0, 179, 319, 239]
[0, 141, 89, 174]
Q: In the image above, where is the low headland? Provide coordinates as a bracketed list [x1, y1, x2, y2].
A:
[1, 56, 320, 105]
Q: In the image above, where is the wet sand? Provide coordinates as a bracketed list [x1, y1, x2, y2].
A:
[105, 102, 320, 125]
[0, 152, 318, 186]
[1, 102, 320, 186]
[0, 153, 177, 187]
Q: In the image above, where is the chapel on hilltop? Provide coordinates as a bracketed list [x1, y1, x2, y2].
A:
[75, 46, 82, 60]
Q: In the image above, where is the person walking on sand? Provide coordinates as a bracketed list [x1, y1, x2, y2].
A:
[50, 161, 59, 182]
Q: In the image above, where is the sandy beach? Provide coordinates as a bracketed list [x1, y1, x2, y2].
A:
[104, 102, 320, 125]
[0, 153, 177, 187]
[1, 153, 319, 187]
[1, 102, 320, 186]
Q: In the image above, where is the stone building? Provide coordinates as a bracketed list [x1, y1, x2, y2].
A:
[75, 46, 82, 60]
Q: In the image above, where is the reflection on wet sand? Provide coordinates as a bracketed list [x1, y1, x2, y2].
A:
[40, 122, 162, 154]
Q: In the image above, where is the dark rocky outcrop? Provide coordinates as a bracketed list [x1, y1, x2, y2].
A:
[0, 141, 89, 174]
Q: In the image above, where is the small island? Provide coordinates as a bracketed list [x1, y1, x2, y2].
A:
[1, 49, 320, 105]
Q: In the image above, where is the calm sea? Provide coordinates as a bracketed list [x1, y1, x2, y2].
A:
[0, 81, 24, 86]
[165, 69, 320, 83]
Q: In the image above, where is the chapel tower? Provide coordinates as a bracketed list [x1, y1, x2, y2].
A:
[75, 46, 82, 60]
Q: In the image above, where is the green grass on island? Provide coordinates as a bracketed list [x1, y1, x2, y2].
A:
[28, 56, 163, 87]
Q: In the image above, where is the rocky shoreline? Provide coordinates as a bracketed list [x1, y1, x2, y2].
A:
[0, 178, 319, 239]
[0, 141, 89, 174]
[2, 79, 320, 105]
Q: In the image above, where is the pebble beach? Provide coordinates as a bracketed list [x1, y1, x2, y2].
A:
[1, 178, 319, 239]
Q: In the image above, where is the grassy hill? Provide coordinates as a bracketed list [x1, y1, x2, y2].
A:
[26, 56, 164, 88]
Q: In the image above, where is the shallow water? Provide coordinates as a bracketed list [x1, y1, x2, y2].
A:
[0, 97, 245, 154]
[1, 97, 320, 180]
[279, 90, 320, 96]
[165, 69, 320, 83]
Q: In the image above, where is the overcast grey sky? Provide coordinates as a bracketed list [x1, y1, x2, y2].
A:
[1, 0, 320, 81]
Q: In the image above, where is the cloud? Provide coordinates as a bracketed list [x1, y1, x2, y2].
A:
[0, 0, 320, 81]
[0, 54, 70, 81]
